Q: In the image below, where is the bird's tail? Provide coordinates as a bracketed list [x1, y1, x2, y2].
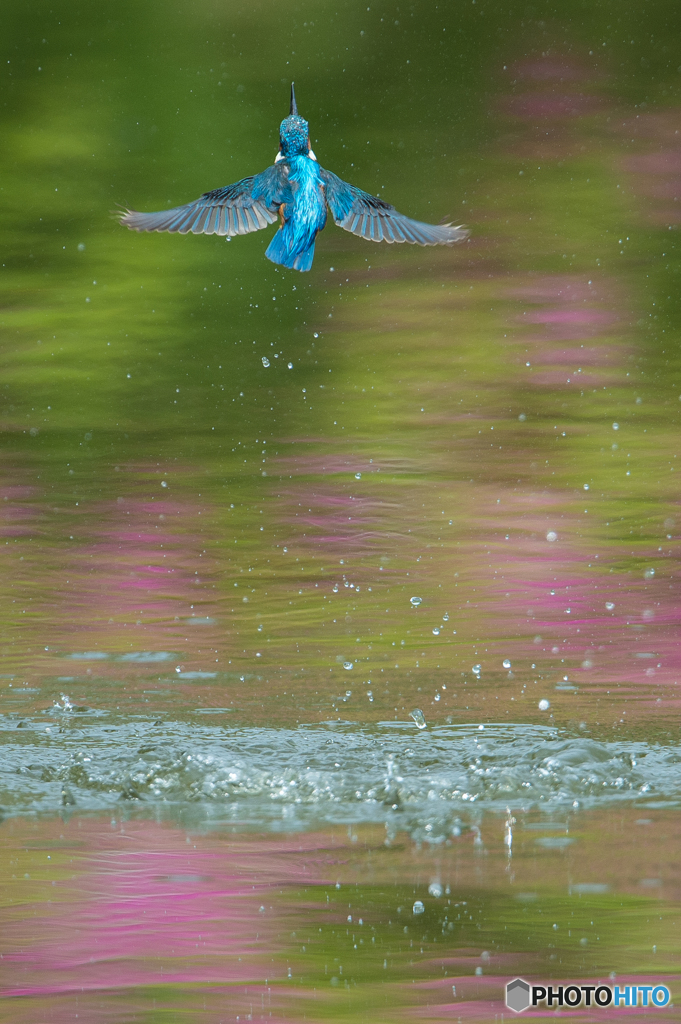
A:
[265, 227, 315, 272]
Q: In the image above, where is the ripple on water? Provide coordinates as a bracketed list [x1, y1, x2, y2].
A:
[118, 652, 176, 663]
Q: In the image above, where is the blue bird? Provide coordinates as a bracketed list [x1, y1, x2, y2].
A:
[119, 84, 467, 272]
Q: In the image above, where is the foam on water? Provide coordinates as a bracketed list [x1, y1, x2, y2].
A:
[1, 717, 679, 835]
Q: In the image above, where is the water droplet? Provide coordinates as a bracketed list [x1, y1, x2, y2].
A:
[161, 480, 168, 488]
[343, 661, 353, 671]
[605, 601, 615, 611]
[644, 568, 655, 579]
[538, 699, 550, 711]
[410, 708, 426, 729]
[354, 472, 362, 480]
[313, 332, 319, 338]
[442, 612, 449, 621]
[502, 659, 511, 669]
[546, 531, 558, 542]
[583, 483, 589, 490]
[287, 362, 293, 369]
[410, 596, 422, 607]
[428, 882, 443, 898]
[518, 413, 526, 421]
[332, 584, 339, 593]
[412, 901, 425, 914]
[612, 422, 619, 430]
[472, 664, 481, 675]
[261, 356, 270, 367]
[432, 627, 440, 635]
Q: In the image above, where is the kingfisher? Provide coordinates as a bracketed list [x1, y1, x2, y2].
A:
[119, 84, 467, 272]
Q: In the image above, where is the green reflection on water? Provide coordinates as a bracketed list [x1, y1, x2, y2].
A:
[279, 886, 678, 1015]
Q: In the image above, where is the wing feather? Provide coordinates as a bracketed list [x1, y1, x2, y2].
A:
[118, 165, 288, 238]
[383, 219, 396, 242]
[192, 208, 210, 234]
[253, 206, 268, 229]
[238, 208, 250, 234]
[320, 167, 468, 247]
[176, 211, 197, 234]
[206, 206, 220, 234]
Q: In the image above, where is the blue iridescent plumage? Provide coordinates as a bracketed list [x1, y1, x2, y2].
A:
[119, 84, 467, 272]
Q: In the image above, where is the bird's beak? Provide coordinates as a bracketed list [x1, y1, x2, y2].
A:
[290, 82, 298, 116]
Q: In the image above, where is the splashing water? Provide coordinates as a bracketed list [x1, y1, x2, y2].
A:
[410, 709, 427, 729]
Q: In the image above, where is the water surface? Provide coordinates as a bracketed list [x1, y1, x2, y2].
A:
[1, 0, 681, 1019]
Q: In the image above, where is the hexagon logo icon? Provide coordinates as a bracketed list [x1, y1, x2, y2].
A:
[506, 978, 531, 1013]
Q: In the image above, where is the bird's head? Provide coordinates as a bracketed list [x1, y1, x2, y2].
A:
[276, 83, 316, 160]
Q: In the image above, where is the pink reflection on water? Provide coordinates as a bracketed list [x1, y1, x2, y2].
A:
[504, 92, 603, 121]
[0, 490, 41, 537]
[274, 451, 414, 477]
[0, 818, 337, 1017]
[0, 463, 230, 680]
[523, 309, 615, 326]
[505, 54, 603, 120]
[496, 52, 609, 163]
[614, 109, 681, 226]
[63, 493, 214, 635]
[506, 274, 630, 388]
[466, 485, 681, 711]
[276, 482, 408, 558]
[513, 56, 587, 83]
[505, 278, 599, 303]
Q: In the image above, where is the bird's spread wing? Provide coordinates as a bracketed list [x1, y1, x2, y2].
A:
[320, 168, 467, 246]
[118, 165, 290, 236]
